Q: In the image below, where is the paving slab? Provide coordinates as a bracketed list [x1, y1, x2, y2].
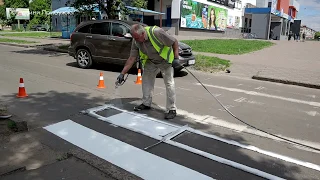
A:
[194, 40, 320, 89]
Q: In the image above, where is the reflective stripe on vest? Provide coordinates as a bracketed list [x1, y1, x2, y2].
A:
[139, 26, 174, 66]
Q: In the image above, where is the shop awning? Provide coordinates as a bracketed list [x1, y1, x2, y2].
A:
[49, 5, 100, 15]
[125, 6, 165, 16]
[49, 7, 78, 15]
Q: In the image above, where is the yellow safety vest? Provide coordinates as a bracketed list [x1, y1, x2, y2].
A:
[139, 26, 174, 67]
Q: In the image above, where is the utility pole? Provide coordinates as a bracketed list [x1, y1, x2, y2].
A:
[159, 0, 162, 27]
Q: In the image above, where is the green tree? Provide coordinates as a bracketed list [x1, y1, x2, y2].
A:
[66, 0, 147, 19]
[29, 0, 51, 26]
[0, 0, 29, 26]
[4, 0, 29, 8]
[314, 32, 320, 39]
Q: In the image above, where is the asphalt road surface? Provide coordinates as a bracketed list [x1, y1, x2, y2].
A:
[0, 45, 320, 180]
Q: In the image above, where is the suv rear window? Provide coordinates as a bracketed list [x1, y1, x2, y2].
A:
[77, 24, 91, 33]
[90, 22, 111, 35]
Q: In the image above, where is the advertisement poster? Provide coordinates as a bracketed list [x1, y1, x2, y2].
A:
[234, 16, 240, 29]
[180, 0, 228, 31]
[6, 8, 30, 20]
[227, 16, 234, 28]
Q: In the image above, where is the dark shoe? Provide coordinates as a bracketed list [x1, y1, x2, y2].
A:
[164, 110, 176, 119]
[134, 104, 151, 111]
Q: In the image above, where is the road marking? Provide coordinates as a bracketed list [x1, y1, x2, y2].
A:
[234, 97, 264, 105]
[305, 111, 319, 117]
[195, 83, 320, 107]
[84, 104, 320, 175]
[104, 112, 178, 138]
[44, 120, 214, 180]
[84, 105, 287, 179]
[234, 97, 247, 103]
[255, 86, 265, 90]
[218, 105, 234, 112]
[237, 84, 243, 86]
[177, 87, 192, 91]
[156, 105, 320, 154]
[307, 95, 316, 98]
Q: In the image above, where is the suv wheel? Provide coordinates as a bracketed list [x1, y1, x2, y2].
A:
[76, 49, 92, 69]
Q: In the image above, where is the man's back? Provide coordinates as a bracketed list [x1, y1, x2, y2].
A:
[130, 26, 176, 64]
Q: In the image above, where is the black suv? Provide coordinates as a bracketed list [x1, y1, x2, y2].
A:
[68, 19, 196, 72]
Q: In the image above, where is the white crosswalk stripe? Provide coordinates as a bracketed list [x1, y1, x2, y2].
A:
[43, 104, 320, 180]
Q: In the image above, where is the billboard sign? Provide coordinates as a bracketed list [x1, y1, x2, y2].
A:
[180, 0, 228, 31]
[6, 8, 30, 20]
[207, 0, 235, 8]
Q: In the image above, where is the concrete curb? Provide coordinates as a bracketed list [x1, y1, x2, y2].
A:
[0, 42, 35, 48]
[252, 75, 320, 90]
[0, 166, 26, 177]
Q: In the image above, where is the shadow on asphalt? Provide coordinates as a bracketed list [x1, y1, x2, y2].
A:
[66, 62, 189, 78]
[11, 48, 67, 57]
[0, 92, 313, 180]
[9, 48, 188, 78]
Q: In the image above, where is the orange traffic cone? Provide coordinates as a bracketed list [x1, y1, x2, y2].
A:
[97, 72, 106, 89]
[17, 78, 28, 98]
[135, 69, 142, 85]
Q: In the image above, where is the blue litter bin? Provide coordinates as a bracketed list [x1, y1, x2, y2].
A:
[62, 30, 70, 39]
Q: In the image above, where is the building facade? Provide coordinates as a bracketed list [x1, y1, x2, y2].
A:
[51, 0, 251, 37]
[145, 0, 256, 37]
[300, 25, 317, 39]
[244, 0, 300, 40]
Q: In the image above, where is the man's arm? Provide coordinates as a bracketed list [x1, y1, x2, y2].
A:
[121, 40, 139, 74]
[121, 56, 136, 75]
[172, 39, 179, 59]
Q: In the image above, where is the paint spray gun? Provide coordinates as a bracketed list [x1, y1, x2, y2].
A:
[115, 74, 129, 89]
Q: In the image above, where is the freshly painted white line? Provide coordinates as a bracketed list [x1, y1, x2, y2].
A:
[218, 105, 234, 112]
[187, 128, 320, 172]
[305, 111, 318, 117]
[44, 120, 214, 180]
[195, 83, 320, 107]
[166, 139, 285, 180]
[85, 106, 287, 179]
[177, 87, 192, 91]
[106, 112, 178, 138]
[85, 104, 320, 172]
[154, 105, 320, 170]
[255, 86, 265, 90]
[234, 97, 246, 103]
[83, 104, 181, 141]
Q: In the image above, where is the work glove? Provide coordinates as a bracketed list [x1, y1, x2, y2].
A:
[172, 58, 183, 69]
[116, 74, 125, 85]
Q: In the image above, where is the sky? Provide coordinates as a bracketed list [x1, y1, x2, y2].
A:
[296, 0, 320, 31]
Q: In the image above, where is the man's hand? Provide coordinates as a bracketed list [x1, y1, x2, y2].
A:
[172, 58, 183, 69]
[116, 74, 125, 84]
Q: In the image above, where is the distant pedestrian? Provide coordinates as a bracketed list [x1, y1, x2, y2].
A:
[302, 33, 306, 42]
[296, 33, 300, 42]
[23, 22, 27, 32]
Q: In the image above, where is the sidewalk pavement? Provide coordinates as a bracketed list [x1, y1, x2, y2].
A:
[194, 40, 320, 89]
[0, 36, 69, 47]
